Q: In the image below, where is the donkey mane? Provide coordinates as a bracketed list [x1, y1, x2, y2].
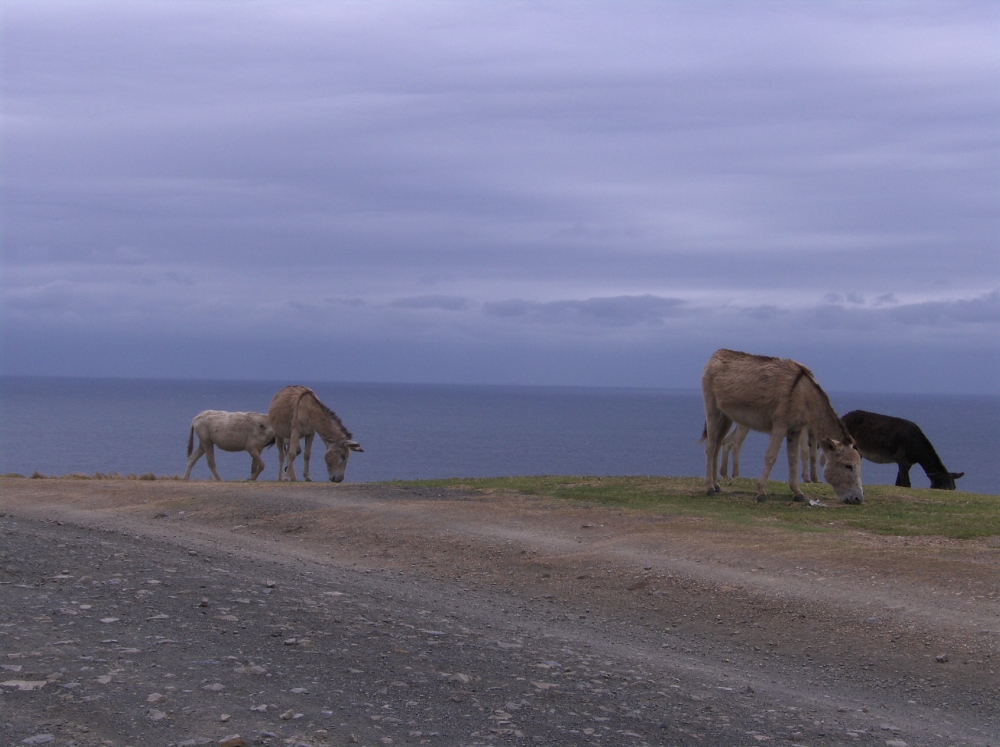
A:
[303, 389, 352, 439]
[791, 363, 853, 444]
[721, 349, 780, 364]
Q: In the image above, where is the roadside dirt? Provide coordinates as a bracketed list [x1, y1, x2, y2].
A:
[1, 478, 998, 747]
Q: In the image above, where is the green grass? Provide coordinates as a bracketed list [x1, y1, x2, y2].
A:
[391, 475, 1000, 540]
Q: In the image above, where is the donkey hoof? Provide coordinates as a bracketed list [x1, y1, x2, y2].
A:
[756, 494, 767, 503]
[706, 488, 716, 496]
[793, 493, 806, 502]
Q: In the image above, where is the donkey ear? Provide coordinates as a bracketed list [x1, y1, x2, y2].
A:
[346, 440, 363, 452]
[820, 438, 840, 451]
[950, 472, 964, 479]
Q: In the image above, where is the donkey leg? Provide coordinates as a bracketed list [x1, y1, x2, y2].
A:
[285, 432, 300, 481]
[204, 443, 222, 481]
[719, 440, 730, 479]
[302, 433, 314, 482]
[808, 431, 819, 483]
[248, 448, 263, 480]
[757, 431, 785, 502]
[731, 426, 747, 479]
[183, 443, 205, 480]
[704, 412, 731, 495]
[895, 464, 912, 488]
[787, 430, 804, 501]
[274, 437, 285, 481]
[799, 432, 810, 482]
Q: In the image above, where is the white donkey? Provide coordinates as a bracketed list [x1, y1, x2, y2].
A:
[184, 410, 275, 481]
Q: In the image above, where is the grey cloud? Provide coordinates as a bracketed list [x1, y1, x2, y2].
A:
[740, 305, 789, 321]
[886, 291, 1000, 326]
[792, 292, 1000, 335]
[483, 295, 688, 327]
[390, 296, 472, 312]
[1, 3, 997, 392]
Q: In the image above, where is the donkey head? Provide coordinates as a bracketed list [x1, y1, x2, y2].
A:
[820, 438, 864, 504]
[323, 439, 364, 483]
[928, 471, 964, 490]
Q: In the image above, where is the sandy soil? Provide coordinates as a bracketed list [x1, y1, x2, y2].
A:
[1, 477, 998, 747]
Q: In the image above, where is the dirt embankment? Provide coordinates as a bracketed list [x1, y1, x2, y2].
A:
[1, 478, 998, 747]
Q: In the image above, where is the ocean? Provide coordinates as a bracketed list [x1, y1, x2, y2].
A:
[1, 377, 996, 495]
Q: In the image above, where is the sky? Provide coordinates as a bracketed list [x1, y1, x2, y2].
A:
[2, 1, 998, 393]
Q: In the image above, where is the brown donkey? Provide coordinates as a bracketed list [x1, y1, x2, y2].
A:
[268, 386, 363, 482]
[701, 349, 863, 503]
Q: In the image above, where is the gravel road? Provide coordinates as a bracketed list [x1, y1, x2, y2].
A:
[1, 478, 997, 747]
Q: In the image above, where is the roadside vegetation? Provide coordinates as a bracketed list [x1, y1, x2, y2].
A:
[4, 472, 997, 540]
[397, 475, 1000, 540]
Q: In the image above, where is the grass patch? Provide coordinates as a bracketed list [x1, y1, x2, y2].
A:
[392, 475, 1000, 540]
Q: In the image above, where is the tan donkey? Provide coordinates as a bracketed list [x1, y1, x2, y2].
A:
[268, 385, 363, 482]
[701, 349, 863, 503]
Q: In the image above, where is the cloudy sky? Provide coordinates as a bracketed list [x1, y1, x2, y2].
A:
[3, 1, 998, 393]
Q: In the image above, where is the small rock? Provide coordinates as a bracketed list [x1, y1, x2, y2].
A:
[220, 713, 231, 722]
[531, 681, 556, 690]
[280, 709, 295, 720]
[99, 617, 119, 624]
[95, 675, 112, 685]
[885, 741, 909, 747]
[20, 736, 55, 745]
[199, 598, 210, 607]
[147, 692, 167, 703]
[2, 680, 47, 691]
[290, 687, 309, 694]
[148, 709, 168, 721]
[250, 704, 267, 712]
[202, 682, 225, 691]
[936, 653, 949, 663]
[218, 736, 248, 747]
[284, 638, 298, 646]
[264, 579, 276, 588]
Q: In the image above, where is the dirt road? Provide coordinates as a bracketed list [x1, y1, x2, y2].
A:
[1, 478, 997, 747]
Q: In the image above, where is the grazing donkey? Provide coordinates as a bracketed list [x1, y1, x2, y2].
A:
[701, 349, 863, 503]
[719, 423, 819, 483]
[268, 386, 363, 482]
[184, 410, 275, 481]
[841, 410, 963, 490]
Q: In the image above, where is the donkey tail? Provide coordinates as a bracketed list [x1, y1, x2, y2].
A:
[187, 425, 195, 457]
[699, 423, 707, 444]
